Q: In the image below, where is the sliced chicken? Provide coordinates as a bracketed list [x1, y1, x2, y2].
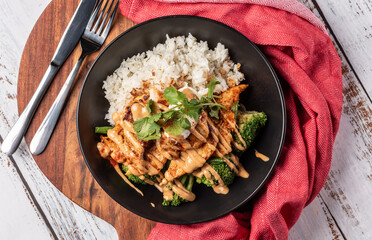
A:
[217, 84, 248, 109]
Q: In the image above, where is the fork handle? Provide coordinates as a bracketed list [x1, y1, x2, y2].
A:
[30, 56, 85, 155]
[1, 64, 59, 155]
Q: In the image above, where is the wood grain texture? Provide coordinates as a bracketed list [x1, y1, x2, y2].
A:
[0, 151, 53, 240]
[296, 0, 372, 239]
[1, 0, 119, 239]
[289, 196, 344, 240]
[16, 0, 155, 239]
[4, 0, 372, 239]
[315, 0, 372, 98]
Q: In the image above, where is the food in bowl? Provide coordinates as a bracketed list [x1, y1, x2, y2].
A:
[95, 34, 267, 206]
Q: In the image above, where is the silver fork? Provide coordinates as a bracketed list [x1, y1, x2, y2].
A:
[30, 0, 118, 155]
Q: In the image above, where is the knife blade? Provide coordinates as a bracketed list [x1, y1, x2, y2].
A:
[51, 0, 98, 66]
[1, 0, 98, 155]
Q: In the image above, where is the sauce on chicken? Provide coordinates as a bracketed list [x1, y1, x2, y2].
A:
[97, 85, 251, 202]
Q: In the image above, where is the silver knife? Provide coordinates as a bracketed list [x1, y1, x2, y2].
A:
[1, 0, 98, 155]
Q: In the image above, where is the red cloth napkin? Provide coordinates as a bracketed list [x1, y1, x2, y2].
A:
[119, 1, 343, 239]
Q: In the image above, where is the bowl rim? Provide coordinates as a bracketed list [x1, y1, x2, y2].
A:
[76, 15, 286, 224]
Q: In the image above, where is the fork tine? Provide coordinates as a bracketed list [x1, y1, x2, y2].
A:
[92, 0, 109, 32]
[101, 0, 118, 39]
[86, 0, 103, 30]
[97, 0, 115, 35]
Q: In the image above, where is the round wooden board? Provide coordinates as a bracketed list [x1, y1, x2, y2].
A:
[17, 0, 156, 239]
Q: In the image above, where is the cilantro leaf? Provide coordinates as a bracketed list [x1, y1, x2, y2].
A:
[133, 81, 227, 139]
[181, 99, 202, 121]
[179, 117, 191, 129]
[133, 115, 161, 141]
[208, 105, 220, 119]
[151, 112, 163, 122]
[142, 131, 162, 140]
[164, 87, 186, 105]
[133, 118, 151, 137]
[146, 99, 154, 114]
[163, 110, 175, 121]
[199, 95, 225, 119]
[183, 108, 201, 122]
[199, 96, 209, 104]
[164, 119, 184, 136]
[207, 78, 220, 98]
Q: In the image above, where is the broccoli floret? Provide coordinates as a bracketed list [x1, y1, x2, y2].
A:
[162, 174, 194, 207]
[196, 173, 214, 187]
[236, 111, 267, 149]
[196, 157, 236, 187]
[162, 191, 186, 207]
[121, 165, 158, 185]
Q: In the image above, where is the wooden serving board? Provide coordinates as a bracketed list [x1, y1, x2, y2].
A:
[17, 0, 156, 239]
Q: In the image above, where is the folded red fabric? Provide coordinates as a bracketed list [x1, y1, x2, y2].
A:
[119, 1, 343, 239]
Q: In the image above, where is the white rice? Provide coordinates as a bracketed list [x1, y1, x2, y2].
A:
[103, 33, 244, 125]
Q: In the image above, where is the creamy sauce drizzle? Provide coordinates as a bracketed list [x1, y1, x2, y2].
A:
[255, 150, 270, 162]
[205, 118, 249, 179]
[111, 112, 161, 176]
[230, 154, 249, 178]
[151, 172, 196, 202]
[232, 129, 247, 151]
[163, 186, 174, 201]
[162, 113, 217, 182]
[194, 164, 229, 194]
[131, 102, 148, 120]
[97, 91, 251, 198]
[170, 180, 196, 201]
[111, 161, 143, 196]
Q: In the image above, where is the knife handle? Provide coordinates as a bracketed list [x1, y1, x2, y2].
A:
[30, 56, 84, 155]
[1, 64, 59, 155]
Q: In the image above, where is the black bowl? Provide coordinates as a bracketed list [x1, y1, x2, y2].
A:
[77, 15, 286, 224]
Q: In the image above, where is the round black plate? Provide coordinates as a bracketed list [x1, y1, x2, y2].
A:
[77, 15, 286, 224]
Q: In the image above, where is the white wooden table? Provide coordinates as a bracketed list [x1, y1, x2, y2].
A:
[1, 0, 371, 239]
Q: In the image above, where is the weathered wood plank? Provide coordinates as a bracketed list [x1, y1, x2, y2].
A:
[0, 0, 118, 239]
[1, 0, 372, 239]
[15, 0, 156, 238]
[0, 152, 53, 240]
[315, 0, 372, 97]
[320, 71, 372, 238]
[292, 0, 372, 239]
[289, 196, 344, 240]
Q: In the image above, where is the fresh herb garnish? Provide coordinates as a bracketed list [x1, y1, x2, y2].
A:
[132, 113, 162, 141]
[133, 78, 225, 140]
[164, 87, 186, 105]
[231, 101, 239, 116]
[146, 99, 154, 114]
[207, 77, 220, 99]
[201, 77, 225, 119]
[163, 118, 185, 136]
[208, 105, 221, 119]
[179, 116, 191, 129]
